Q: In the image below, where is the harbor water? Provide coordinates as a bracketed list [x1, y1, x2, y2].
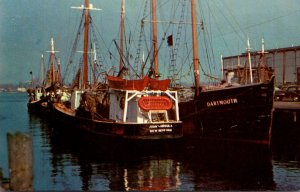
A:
[0, 92, 300, 191]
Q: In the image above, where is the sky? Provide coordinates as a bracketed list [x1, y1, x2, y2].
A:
[1, 0, 300, 85]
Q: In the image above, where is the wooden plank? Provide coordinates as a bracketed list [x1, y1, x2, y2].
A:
[7, 132, 33, 191]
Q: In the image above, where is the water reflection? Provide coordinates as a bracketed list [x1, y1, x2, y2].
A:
[181, 141, 275, 190]
[28, 113, 276, 191]
[272, 113, 300, 162]
[271, 118, 300, 191]
[46, 126, 185, 191]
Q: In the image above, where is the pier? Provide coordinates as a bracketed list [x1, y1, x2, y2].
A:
[274, 101, 300, 112]
[272, 101, 300, 144]
[273, 101, 300, 126]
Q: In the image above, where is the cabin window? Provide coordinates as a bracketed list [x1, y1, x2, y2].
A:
[148, 110, 169, 122]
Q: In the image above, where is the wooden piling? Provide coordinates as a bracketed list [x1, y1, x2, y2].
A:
[7, 132, 33, 191]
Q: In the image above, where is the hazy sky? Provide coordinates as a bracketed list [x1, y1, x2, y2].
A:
[0, 0, 300, 84]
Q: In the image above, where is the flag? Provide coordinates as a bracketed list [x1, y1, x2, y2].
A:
[167, 35, 173, 47]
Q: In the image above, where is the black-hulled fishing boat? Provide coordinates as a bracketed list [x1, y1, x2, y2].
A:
[179, 77, 275, 144]
[178, 0, 275, 145]
[27, 86, 47, 112]
[53, 76, 182, 140]
[52, 0, 182, 141]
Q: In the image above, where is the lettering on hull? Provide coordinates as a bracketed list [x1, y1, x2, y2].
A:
[149, 124, 173, 133]
[207, 98, 238, 107]
[150, 129, 172, 133]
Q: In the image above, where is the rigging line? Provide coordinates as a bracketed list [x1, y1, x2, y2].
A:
[177, 17, 193, 75]
[210, 0, 246, 45]
[107, 40, 120, 67]
[123, 21, 137, 71]
[126, 7, 146, 39]
[201, 1, 214, 63]
[216, 3, 300, 43]
[168, 0, 187, 80]
[156, 0, 177, 30]
[198, 1, 214, 76]
[157, 8, 175, 77]
[139, 1, 170, 76]
[62, 11, 85, 83]
[156, 0, 172, 15]
[141, 41, 153, 76]
[190, 0, 219, 84]
[89, 17, 111, 64]
[218, 0, 248, 42]
[134, 0, 148, 70]
[147, 25, 172, 77]
[243, 9, 300, 30]
[46, 55, 51, 73]
[63, 6, 81, 75]
[178, 43, 193, 82]
[193, 2, 211, 80]
[204, 1, 218, 72]
[250, 4, 300, 27]
[89, 21, 105, 67]
[113, 39, 140, 78]
[146, 33, 168, 77]
[202, 28, 214, 76]
[89, 19, 118, 77]
[204, 1, 235, 56]
[139, 24, 151, 72]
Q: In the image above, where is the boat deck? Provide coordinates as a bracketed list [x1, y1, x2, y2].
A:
[274, 101, 300, 112]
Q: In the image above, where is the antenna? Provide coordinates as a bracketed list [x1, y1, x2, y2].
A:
[246, 38, 253, 84]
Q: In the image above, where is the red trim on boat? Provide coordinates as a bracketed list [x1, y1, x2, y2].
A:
[149, 78, 171, 91]
[138, 96, 173, 111]
[107, 75, 171, 91]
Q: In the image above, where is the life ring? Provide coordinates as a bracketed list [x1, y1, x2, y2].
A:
[138, 96, 172, 111]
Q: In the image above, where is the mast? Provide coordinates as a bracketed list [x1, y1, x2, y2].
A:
[72, 1, 101, 89]
[237, 55, 241, 82]
[50, 37, 56, 84]
[259, 38, 267, 82]
[41, 54, 44, 85]
[247, 38, 253, 84]
[191, 0, 200, 96]
[46, 38, 59, 85]
[152, 0, 159, 78]
[57, 58, 61, 84]
[119, 0, 125, 78]
[220, 55, 223, 80]
[83, 0, 89, 89]
[30, 71, 34, 88]
[93, 43, 97, 88]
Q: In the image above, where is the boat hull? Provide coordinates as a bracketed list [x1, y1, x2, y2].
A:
[27, 99, 51, 114]
[53, 103, 183, 141]
[179, 77, 275, 145]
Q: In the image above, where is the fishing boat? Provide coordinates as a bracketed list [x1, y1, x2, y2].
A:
[27, 54, 48, 113]
[119, 0, 274, 144]
[27, 38, 62, 113]
[27, 84, 47, 113]
[178, 0, 275, 145]
[52, 0, 183, 141]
